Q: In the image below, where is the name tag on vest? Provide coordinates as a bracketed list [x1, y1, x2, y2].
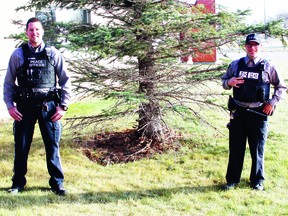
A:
[239, 71, 259, 79]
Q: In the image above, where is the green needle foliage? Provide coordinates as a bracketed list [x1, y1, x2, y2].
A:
[13, 0, 288, 141]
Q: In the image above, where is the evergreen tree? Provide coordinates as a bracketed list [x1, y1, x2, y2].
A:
[15, 0, 288, 141]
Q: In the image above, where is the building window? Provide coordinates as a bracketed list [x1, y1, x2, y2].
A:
[36, 7, 91, 24]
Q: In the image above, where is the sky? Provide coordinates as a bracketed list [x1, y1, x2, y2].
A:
[216, 0, 288, 23]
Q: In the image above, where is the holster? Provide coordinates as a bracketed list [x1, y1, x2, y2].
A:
[227, 95, 236, 111]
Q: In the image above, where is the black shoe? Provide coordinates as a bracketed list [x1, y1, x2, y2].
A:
[51, 185, 67, 196]
[252, 183, 264, 191]
[223, 183, 238, 190]
[8, 186, 24, 194]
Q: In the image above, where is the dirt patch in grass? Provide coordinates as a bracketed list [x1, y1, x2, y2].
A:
[78, 129, 180, 165]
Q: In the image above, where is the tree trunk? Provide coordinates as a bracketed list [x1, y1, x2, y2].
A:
[138, 47, 166, 139]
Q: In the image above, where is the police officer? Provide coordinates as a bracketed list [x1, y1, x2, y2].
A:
[3, 17, 72, 195]
[221, 33, 287, 191]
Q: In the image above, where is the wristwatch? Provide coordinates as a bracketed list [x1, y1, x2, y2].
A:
[60, 105, 68, 111]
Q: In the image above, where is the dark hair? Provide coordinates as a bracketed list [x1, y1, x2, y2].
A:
[26, 17, 43, 30]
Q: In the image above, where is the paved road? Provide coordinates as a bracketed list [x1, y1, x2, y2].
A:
[221, 50, 288, 64]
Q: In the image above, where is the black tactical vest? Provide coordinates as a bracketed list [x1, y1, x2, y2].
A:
[233, 57, 270, 102]
[16, 43, 56, 88]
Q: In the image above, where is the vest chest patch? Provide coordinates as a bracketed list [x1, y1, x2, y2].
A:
[28, 58, 47, 67]
[239, 71, 259, 79]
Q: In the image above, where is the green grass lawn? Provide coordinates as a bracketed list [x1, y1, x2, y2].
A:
[0, 52, 288, 215]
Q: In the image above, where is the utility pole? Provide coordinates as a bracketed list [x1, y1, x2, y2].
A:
[264, 0, 266, 24]
[264, 0, 267, 39]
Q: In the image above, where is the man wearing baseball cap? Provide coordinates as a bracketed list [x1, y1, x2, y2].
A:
[245, 33, 261, 44]
[221, 33, 287, 191]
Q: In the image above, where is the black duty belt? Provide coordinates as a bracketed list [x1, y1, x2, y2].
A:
[14, 87, 59, 102]
[228, 96, 267, 117]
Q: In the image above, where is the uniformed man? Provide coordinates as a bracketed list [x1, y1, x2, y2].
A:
[3, 17, 72, 196]
[221, 33, 287, 191]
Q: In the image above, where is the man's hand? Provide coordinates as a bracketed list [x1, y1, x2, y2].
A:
[263, 103, 274, 116]
[228, 77, 245, 88]
[8, 106, 23, 121]
[51, 106, 67, 122]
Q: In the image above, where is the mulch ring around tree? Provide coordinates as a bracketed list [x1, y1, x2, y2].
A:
[77, 129, 180, 165]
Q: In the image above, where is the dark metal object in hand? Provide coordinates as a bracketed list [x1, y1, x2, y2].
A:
[246, 108, 267, 117]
